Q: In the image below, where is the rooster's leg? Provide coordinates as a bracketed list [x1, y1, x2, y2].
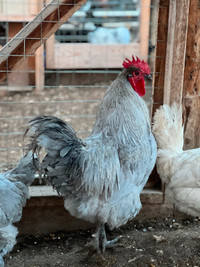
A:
[77, 223, 122, 258]
[77, 223, 104, 259]
[100, 224, 123, 253]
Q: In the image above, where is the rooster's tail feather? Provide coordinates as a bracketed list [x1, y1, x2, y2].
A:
[25, 116, 85, 194]
[26, 116, 83, 155]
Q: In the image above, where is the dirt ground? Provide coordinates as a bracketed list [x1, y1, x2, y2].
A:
[4, 216, 200, 267]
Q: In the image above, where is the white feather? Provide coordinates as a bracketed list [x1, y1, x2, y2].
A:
[153, 103, 200, 215]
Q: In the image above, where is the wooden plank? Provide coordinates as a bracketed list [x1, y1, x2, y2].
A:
[29, 185, 58, 197]
[184, 96, 200, 149]
[29, 185, 163, 204]
[34, 0, 44, 90]
[0, 0, 29, 16]
[0, 86, 32, 91]
[35, 45, 44, 90]
[92, 10, 140, 17]
[0, 15, 35, 22]
[163, 0, 190, 106]
[152, 0, 169, 116]
[45, 35, 55, 69]
[139, 0, 151, 61]
[151, 0, 169, 193]
[52, 43, 141, 69]
[183, 0, 200, 149]
[0, 0, 87, 83]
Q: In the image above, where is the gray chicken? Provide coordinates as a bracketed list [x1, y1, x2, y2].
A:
[25, 56, 157, 256]
[0, 151, 37, 266]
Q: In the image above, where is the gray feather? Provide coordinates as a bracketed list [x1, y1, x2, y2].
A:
[0, 151, 37, 264]
[25, 67, 157, 229]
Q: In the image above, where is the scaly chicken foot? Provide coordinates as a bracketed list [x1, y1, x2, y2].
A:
[100, 224, 123, 253]
[76, 223, 104, 259]
[77, 223, 123, 259]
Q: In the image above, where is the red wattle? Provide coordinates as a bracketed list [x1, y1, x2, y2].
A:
[128, 77, 145, 97]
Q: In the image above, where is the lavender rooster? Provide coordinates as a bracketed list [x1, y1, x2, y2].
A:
[25, 57, 157, 256]
[0, 152, 37, 266]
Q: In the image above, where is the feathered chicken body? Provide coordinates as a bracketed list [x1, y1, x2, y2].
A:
[153, 104, 200, 216]
[0, 152, 37, 266]
[26, 56, 157, 255]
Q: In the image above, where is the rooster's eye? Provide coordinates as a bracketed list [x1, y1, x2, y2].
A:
[135, 71, 139, 76]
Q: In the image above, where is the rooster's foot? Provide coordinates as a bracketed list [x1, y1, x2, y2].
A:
[100, 225, 123, 253]
[76, 226, 105, 260]
[77, 223, 123, 259]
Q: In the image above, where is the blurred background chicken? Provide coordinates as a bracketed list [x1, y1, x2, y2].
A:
[25, 56, 157, 256]
[0, 152, 37, 266]
[153, 104, 200, 216]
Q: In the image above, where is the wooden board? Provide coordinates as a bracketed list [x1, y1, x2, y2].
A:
[163, 0, 190, 106]
[0, 15, 35, 22]
[0, 0, 87, 83]
[183, 0, 200, 149]
[35, 45, 44, 90]
[139, 0, 151, 61]
[47, 42, 141, 69]
[152, 0, 169, 115]
[29, 186, 163, 204]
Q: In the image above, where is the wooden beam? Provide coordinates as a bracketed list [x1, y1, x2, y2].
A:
[0, 15, 35, 22]
[163, 0, 190, 106]
[35, 0, 45, 90]
[139, 0, 151, 61]
[0, 0, 87, 83]
[152, 0, 169, 115]
[51, 43, 141, 69]
[45, 35, 55, 69]
[35, 45, 44, 90]
[29, 186, 163, 204]
[183, 0, 200, 149]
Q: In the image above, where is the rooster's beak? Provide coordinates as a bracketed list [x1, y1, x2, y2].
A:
[144, 74, 152, 81]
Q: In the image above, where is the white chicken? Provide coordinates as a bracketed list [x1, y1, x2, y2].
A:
[0, 152, 37, 266]
[25, 56, 157, 256]
[153, 103, 200, 216]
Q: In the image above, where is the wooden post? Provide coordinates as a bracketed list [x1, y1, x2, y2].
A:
[35, 45, 44, 90]
[183, 0, 200, 149]
[163, 0, 190, 106]
[139, 0, 151, 61]
[45, 35, 55, 69]
[152, 0, 169, 115]
[35, 0, 44, 90]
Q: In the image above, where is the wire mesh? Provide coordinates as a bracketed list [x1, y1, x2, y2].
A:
[0, 0, 158, 172]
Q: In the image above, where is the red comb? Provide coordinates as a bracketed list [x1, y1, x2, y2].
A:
[122, 56, 151, 74]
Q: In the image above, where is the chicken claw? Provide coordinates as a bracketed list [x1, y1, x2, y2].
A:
[99, 224, 123, 252]
[77, 223, 123, 259]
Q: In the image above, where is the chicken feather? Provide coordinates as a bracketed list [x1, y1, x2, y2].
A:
[153, 103, 200, 216]
[0, 152, 37, 266]
[26, 60, 157, 255]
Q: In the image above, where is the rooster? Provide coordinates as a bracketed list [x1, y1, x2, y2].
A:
[25, 56, 157, 256]
[0, 152, 37, 266]
[153, 103, 200, 216]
